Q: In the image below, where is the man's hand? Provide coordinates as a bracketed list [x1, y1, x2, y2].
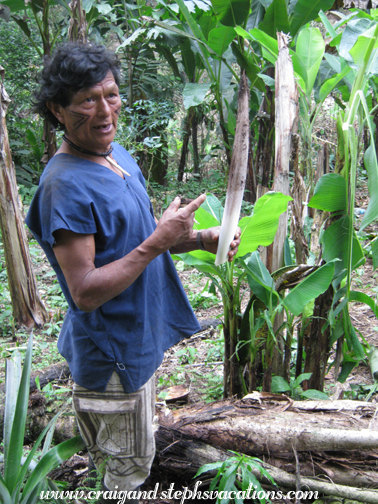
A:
[153, 194, 206, 252]
[200, 227, 241, 262]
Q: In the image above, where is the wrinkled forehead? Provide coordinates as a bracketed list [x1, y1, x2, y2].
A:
[66, 71, 118, 103]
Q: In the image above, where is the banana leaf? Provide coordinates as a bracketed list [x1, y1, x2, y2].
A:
[308, 173, 347, 212]
[321, 216, 365, 281]
[236, 192, 292, 258]
[242, 252, 279, 308]
[283, 261, 335, 317]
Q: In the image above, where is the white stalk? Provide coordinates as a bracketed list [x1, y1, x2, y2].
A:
[215, 71, 250, 266]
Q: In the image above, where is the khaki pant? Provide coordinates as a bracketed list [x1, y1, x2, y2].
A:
[73, 372, 155, 491]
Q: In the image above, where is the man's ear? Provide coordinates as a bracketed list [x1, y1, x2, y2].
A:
[47, 101, 65, 125]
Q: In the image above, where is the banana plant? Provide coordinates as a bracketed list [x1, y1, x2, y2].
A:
[173, 192, 336, 395]
[308, 18, 378, 381]
[236, 23, 351, 189]
[0, 333, 85, 504]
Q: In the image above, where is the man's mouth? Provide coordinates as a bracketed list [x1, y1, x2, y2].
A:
[95, 124, 112, 131]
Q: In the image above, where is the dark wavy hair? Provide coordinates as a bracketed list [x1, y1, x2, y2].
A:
[33, 43, 121, 130]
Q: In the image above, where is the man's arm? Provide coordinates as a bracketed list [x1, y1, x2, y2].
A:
[170, 227, 241, 261]
[53, 194, 206, 312]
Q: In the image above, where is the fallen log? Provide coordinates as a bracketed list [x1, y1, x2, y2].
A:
[156, 395, 378, 492]
[160, 396, 378, 455]
[155, 425, 378, 503]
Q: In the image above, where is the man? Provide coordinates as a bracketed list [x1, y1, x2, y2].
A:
[26, 43, 240, 501]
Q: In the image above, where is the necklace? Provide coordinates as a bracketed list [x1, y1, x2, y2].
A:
[63, 135, 113, 156]
[62, 135, 131, 177]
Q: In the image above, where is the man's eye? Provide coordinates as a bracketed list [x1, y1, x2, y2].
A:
[85, 97, 94, 102]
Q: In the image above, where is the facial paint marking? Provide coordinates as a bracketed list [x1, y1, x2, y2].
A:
[66, 109, 90, 131]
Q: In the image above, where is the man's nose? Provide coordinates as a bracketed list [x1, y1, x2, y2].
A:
[97, 98, 111, 116]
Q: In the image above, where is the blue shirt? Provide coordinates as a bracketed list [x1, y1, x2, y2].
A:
[26, 143, 200, 393]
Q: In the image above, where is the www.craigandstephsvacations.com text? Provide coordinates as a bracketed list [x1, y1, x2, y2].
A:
[40, 482, 319, 503]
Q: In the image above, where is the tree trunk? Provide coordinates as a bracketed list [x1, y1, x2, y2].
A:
[264, 33, 299, 390]
[218, 108, 232, 168]
[221, 70, 250, 398]
[0, 70, 48, 329]
[290, 133, 308, 264]
[41, 2, 57, 162]
[42, 118, 57, 163]
[315, 142, 329, 185]
[244, 131, 257, 203]
[254, 68, 275, 189]
[191, 112, 200, 176]
[177, 109, 193, 182]
[268, 32, 298, 273]
[303, 283, 334, 391]
[68, 0, 88, 44]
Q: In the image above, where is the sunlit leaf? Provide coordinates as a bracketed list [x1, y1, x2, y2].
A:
[193, 207, 220, 230]
[236, 192, 292, 258]
[236, 26, 278, 59]
[349, 24, 378, 66]
[201, 193, 224, 223]
[308, 173, 347, 212]
[296, 27, 325, 97]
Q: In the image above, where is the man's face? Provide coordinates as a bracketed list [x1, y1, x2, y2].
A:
[53, 71, 122, 153]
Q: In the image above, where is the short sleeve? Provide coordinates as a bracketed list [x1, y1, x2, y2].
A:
[26, 161, 97, 248]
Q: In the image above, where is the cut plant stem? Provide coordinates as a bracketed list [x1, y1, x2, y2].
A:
[215, 70, 250, 266]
